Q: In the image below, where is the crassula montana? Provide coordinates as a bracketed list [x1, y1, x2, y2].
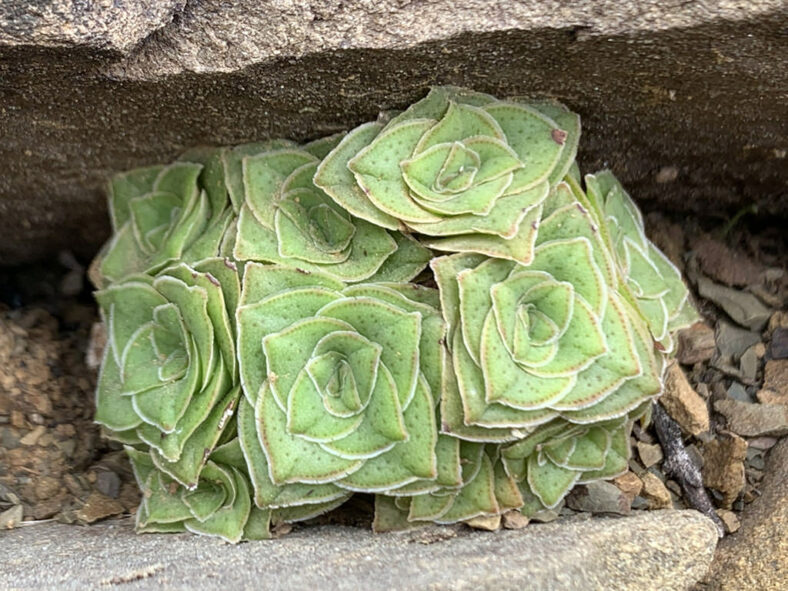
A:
[91, 86, 698, 542]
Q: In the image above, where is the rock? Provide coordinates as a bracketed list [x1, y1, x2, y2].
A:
[748, 436, 778, 451]
[715, 321, 762, 360]
[693, 236, 763, 287]
[640, 473, 672, 509]
[0, 504, 23, 529]
[757, 359, 788, 405]
[714, 399, 788, 437]
[677, 323, 716, 365]
[654, 166, 679, 184]
[745, 447, 765, 471]
[726, 382, 752, 403]
[0, 1, 184, 53]
[0, 512, 718, 590]
[1, 2, 786, 265]
[770, 327, 788, 359]
[74, 491, 124, 524]
[704, 439, 787, 590]
[465, 514, 501, 531]
[685, 443, 705, 470]
[660, 364, 710, 436]
[529, 506, 561, 523]
[636, 441, 664, 468]
[697, 277, 772, 331]
[613, 472, 644, 502]
[702, 432, 747, 508]
[34, 476, 61, 501]
[96, 470, 121, 499]
[19, 425, 46, 446]
[715, 509, 741, 534]
[501, 511, 529, 530]
[739, 345, 760, 382]
[566, 481, 631, 515]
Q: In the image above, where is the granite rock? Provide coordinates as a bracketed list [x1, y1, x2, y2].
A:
[703, 439, 788, 590]
[0, 511, 718, 590]
[714, 399, 788, 437]
[701, 432, 747, 508]
[660, 364, 710, 436]
[0, 1, 786, 264]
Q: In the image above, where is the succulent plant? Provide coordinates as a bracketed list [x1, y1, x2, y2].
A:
[432, 183, 664, 443]
[94, 258, 241, 487]
[126, 443, 267, 543]
[91, 86, 699, 542]
[501, 415, 635, 511]
[232, 144, 431, 282]
[583, 171, 699, 352]
[374, 443, 523, 530]
[314, 86, 579, 263]
[235, 263, 444, 495]
[91, 149, 236, 287]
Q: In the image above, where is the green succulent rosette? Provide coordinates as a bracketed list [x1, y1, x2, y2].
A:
[501, 415, 634, 511]
[92, 149, 236, 287]
[432, 183, 664, 442]
[89, 86, 703, 540]
[314, 86, 580, 263]
[231, 143, 431, 283]
[127, 443, 267, 543]
[94, 258, 241, 487]
[374, 443, 523, 530]
[235, 263, 445, 499]
[582, 171, 698, 352]
[126, 438, 350, 543]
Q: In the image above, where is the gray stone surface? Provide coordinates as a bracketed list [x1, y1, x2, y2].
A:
[702, 438, 788, 591]
[1, 1, 786, 265]
[0, 511, 717, 590]
[0, 1, 184, 53]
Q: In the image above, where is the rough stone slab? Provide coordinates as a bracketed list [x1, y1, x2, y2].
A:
[0, 511, 717, 590]
[703, 439, 788, 590]
[0, 1, 184, 53]
[0, 1, 786, 265]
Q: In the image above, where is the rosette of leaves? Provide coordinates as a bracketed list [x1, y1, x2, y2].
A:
[373, 443, 523, 531]
[126, 443, 268, 543]
[235, 263, 446, 500]
[94, 258, 241, 488]
[126, 437, 352, 543]
[92, 149, 236, 287]
[583, 171, 699, 352]
[500, 415, 634, 511]
[432, 183, 666, 443]
[314, 86, 580, 263]
[231, 143, 431, 282]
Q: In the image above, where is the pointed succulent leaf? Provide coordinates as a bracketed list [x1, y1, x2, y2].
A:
[587, 170, 699, 351]
[94, 156, 235, 287]
[315, 86, 575, 260]
[231, 146, 423, 282]
[237, 264, 444, 494]
[94, 263, 239, 476]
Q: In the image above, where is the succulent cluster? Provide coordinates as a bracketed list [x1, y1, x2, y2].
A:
[91, 87, 697, 542]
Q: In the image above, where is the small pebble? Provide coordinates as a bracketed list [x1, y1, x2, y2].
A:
[96, 470, 121, 499]
[637, 441, 663, 468]
[465, 514, 501, 531]
[727, 382, 752, 403]
[770, 327, 788, 359]
[715, 509, 741, 533]
[640, 473, 672, 509]
[502, 511, 529, 530]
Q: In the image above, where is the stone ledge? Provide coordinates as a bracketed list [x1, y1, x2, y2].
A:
[0, 1, 185, 53]
[0, 511, 717, 590]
